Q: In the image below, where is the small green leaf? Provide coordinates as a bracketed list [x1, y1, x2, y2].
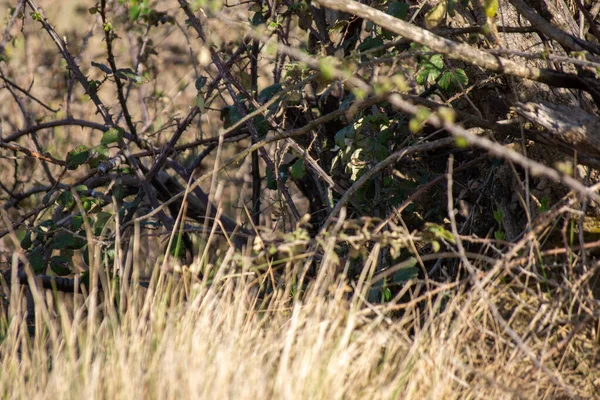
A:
[251, 12, 264, 26]
[92, 145, 110, 162]
[258, 83, 283, 104]
[391, 259, 418, 283]
[266, 164, 290, 191]
[129, 4, 141, 20]
[220, 106, 243, 128]
[66, 146, 90, 170]
[382, 287, 392, 302]
[30, 11, 42, 22]
[49, 256, 72, 276]
[417, 54, 444, 85]
[538, 197, 550, 213]
[427, 223, 455, 243]
[51, 232, 75, 249]
[91, 61, 112, 74]
[58, 190, 74, 208]
[266, 168, 277, 190]
[29, 246, 45, 274]
[101, 128, 123, 145]
[115, 68, 142, 83]
[493, 209, 504, 224]
[254, 114, 270, 138]
[195, 76, 207, 91]
[72, 215, 84, 231]
[290, 158, 306, 179]
[438, 68, 468, 91]
[94, 211, 112, 236]
[387, 1, 409, 19]
[195, 94, 205, 113]
[169, 234, 186, 259]
[357, 37, 384, 53]
[20, 231, 33, 250]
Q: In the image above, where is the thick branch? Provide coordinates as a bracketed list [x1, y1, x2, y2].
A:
[314, 0, 600, 103]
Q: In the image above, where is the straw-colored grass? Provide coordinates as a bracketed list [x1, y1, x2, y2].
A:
[1, 237, 598, 399]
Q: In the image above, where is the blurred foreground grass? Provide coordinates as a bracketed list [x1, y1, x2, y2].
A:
[1, 237, 599, 400]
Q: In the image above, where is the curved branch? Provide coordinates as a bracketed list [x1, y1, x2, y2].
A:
[1, 118, 107, 143]
[314, 0, 600, 103]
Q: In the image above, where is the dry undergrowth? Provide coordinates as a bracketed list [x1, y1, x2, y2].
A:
[1, 230, 600, 400]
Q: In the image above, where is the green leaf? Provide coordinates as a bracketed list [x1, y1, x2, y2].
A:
[101, 128, 123, 145]
[258, 83, 283, 104]
[195, 76, 207, 91]
[220, 106, 243, 129]
[290, 158, 306, 179]
[58, 190, 74, 209]
[91, 145, 110, 165]
[51, 232, 76, 249]
[30, 11, 42, 22]
[52, 232, 86, 250]
[493, 209, 504, 224]
[266, 163, 290, 191]
[195, 94, 205, 113]
[417, 54, 444, 85]
[431, 54, 444, 69]
[382, 287, 392, 302]
[438, 68, 468, 90]
[129, 4, 142, 20]
[254, 114, 270, 138]
[266, 168, 278, 190]
[427, 224, 455, 244]
[94, 211, 112, 236]
[357, 36, 384, 53]
[251, 12, 264, 26]
[20, 231, 33, 250]
[169, 224, 186, 259]
[334, 125, 353, 148]
[387, 1, 409, 19]
[72, 215, 84, 231]
[49, 256, 72, 276]
[29, 246, 45, 274]
[66, 146, 90, 170]
[391, 258, 418, 283]
[115, 68, 142, 83]
[91, 61, 112, 74]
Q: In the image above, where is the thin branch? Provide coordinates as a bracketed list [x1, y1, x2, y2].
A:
[0, 141, 65, 166]
[0, 75, 59, 112]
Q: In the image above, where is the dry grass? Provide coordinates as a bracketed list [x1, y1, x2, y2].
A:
[1, 235, 600, 399]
